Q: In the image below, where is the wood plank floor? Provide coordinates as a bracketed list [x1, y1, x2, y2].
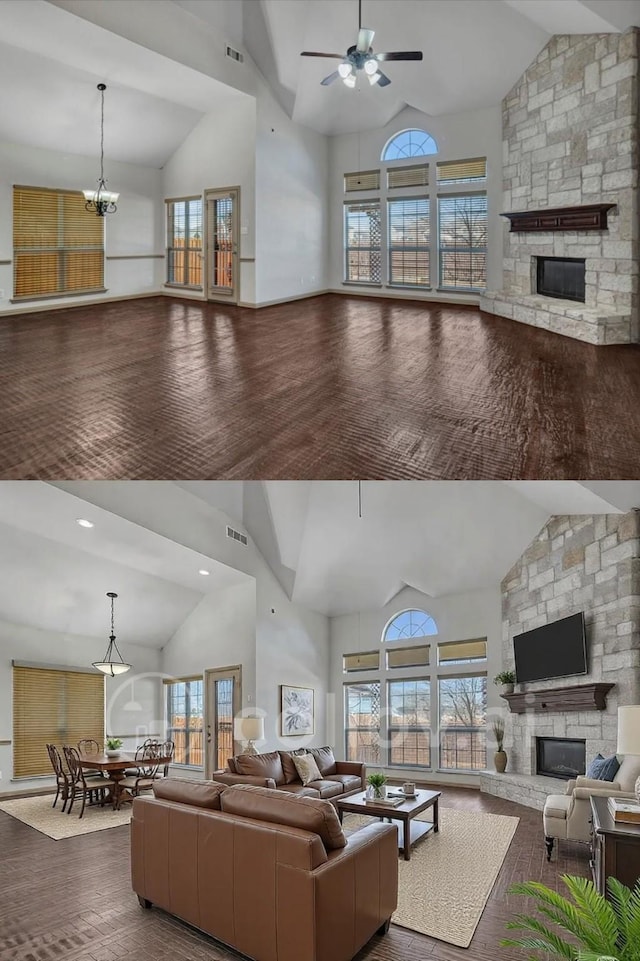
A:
[0, 787, 588, 961]
[2, 293, 639, 479]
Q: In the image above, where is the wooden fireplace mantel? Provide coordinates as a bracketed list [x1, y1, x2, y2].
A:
[501, 203, 616, 233]
[501, 682, 615, 714]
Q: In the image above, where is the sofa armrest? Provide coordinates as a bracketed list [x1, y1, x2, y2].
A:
[213, 772, 277, 789]
[565, 779, 577, 795]
[335, 760, 365, 784]
[573, 786, 634, 800]
[574, 776, 621, 791]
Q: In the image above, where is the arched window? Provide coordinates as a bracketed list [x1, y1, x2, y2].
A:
[383, 609, 438, 642]
[382, 129, 438, 162]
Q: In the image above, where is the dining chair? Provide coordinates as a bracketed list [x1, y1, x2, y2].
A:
[63, 746, 116, 818]
[160, 739, 175, 778]
[46, 743, 70, 812]
[77, 739, 104, 776]
[116, 746, 161, 809]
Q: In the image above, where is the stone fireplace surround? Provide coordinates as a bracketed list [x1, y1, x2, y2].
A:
[480, 511, 640, 812]
[480, 30, 640, 346]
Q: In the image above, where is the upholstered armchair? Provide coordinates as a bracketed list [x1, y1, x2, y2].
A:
[543, 756, 640, 859]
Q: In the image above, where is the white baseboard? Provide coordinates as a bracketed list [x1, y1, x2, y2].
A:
[331, 286, 481, 307]
[0, 290, 163, 318]
[238, 289, 330, 309]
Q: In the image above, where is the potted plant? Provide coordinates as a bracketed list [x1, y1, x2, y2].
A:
[494, 670, 516, 695]
[366, 772, 387, 800]
[502, 874, 640, 961]
[493, 718, 507, 773]
[105, 737, 123, 757]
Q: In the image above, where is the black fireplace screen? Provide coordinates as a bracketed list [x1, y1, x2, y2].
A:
[536, 737, 586, 780]
[537, 257, 586, 302]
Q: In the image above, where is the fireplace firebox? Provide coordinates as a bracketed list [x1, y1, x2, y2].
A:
[536, 737, 586, 780]
[536, 256, 586, 302]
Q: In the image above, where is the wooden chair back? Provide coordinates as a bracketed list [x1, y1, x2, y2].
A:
[63, 746, 87, 787]
[77, 739, 101, 755]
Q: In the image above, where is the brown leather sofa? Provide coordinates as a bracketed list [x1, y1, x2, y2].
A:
[131, 778, 398, 961]
[213, 746, 365, 801]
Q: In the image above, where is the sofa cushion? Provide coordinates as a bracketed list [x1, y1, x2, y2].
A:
[307, 779, 344, 799]
[220, 784, 347, 850]
[235, 751, 285, 785]
[617, 755, 640, 793]
[325, 773, 361, 793]
[153, 777, 226, 809]
[274, 784, 319, 798]
[586, 753, 620, 782]
[309, 746, 337, 777]
[279, 749, 307, 784]
[292, 753, 323, 786]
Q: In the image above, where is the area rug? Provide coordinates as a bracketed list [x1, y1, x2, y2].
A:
[344, 806, 519, 947]
[0, 795, 131, 840]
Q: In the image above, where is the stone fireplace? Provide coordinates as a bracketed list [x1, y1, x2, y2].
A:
[536, 257, 585, 302]
[536, 736, 586, 779]
[480, 510, 640, 811]
[480, 29, 640, 345]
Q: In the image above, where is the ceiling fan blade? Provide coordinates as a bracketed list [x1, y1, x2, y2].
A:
[376, 69, 391, 87]
[356, 27, 375, 52]
[301, 51, 344, 58]
[375, 51, 424, 62]
[320, 70, 341, 86]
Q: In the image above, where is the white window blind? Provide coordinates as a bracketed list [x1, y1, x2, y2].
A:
[387, 165, 429, 189]
[166, 197, 203, 287]
[387, 197, 430, 287]
[437, 157, 487, 185]
[438, 638, 487, 665]
[344, 170, 380, 192]
[13, 664, 105, 778]
[343, 651, 380, 673]
[438, 194, 487, 291]
[13, 186, 104, 300]
[344, 201, 382, 284]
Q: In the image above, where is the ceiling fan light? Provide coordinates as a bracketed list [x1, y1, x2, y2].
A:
[343, 73, 356, 88]
[338, 61, 353, 78]
[368, 71, 382, 85]
[364, 58, 378, 75]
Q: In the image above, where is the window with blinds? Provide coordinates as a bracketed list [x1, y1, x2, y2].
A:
[436, 157, 487, 186]
[12, 664, 105, 778]
[164, 676, 204, 766]
[388, 197, 430, 287]
[343, 651, 380, 673]
[438, 194, 487, 291]
[387, 165, 429, 189]
[386, 644, 430, 669]
[438, 638, 487, 665]
[344, 200, 382, 284]
[13, 186, 105, 300]
[166, 197, 203, 287]
[344, 170, 380, 192]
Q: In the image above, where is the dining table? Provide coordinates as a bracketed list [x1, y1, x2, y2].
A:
[77, 751, 172, 808]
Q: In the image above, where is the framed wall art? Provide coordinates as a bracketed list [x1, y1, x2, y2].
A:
[280, 685, 314, 736]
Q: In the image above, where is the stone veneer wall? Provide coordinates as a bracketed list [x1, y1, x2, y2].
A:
[480, 29, 640, 344]
[500, 511, 640, 777]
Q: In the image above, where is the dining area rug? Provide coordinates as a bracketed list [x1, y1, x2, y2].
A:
[344, 806, 519, 947]
[0, 794, 131, 839]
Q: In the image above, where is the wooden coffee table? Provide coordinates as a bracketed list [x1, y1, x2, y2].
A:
[337, 789, 440, 860]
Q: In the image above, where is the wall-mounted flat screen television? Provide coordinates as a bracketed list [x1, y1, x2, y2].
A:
[513, 612, 587, 684]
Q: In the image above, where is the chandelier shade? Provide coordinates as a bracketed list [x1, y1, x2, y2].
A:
[93, 591, 131, 676]
[84, 83, 119, 217]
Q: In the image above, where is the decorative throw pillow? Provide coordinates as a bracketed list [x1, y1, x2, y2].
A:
[586, 753, 620, 781]
[292, 752, 322, 786]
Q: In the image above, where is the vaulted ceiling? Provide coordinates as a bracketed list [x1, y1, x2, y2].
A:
[1, 0, 638, 163]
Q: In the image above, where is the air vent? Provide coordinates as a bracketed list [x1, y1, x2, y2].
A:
[226, 44, 244, 63]
[226, 525, 248, 546]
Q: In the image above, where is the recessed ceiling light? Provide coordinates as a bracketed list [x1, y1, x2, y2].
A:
[198, 569, 210, 576]
[76, 519, 94, 528]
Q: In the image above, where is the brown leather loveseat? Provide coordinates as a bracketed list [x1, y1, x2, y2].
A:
[214, 745, 365, 801]
[131, 778, 397, 961]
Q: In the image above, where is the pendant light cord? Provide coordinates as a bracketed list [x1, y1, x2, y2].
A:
[100, 86, 105, 184]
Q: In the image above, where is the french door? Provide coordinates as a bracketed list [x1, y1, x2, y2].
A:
[205, 187, 239, 303]
[204, 665, 242, 777]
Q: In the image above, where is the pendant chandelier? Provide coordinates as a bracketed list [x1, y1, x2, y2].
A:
[83, 83, 119, 217]
[93, 591, 131, 676]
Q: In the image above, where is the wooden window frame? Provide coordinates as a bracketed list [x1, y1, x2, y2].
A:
[165, 196, 203, 289]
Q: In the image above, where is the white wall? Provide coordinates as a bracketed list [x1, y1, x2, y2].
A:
[328, 103, 503, 302]
[161, 94, 258, 304]
[0, 140, 164, 313]
[0, 617, 161, 796]
[329, 584, 502, 785]
[254, 82, 329, 305]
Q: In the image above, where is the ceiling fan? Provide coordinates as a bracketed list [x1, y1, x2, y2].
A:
[300, 0, 423, 88]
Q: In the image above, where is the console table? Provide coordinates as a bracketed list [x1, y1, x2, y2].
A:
[590, 795, 640, 896]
